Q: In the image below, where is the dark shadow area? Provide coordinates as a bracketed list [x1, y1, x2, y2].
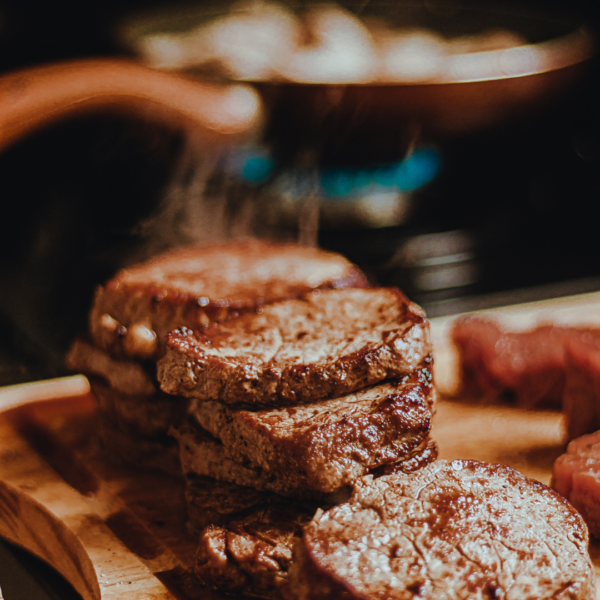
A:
[0, 538, 82, 600]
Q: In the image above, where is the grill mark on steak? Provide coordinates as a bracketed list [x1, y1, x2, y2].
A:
[189, 364, 434, 494]
[159, 287, 431, 407]
[285, 460, 595, 600]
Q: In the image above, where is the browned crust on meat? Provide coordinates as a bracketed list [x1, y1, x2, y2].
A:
[159, 288, 431, 407]
[287, 460, 596, 600]
[172, 418, 349, 501]
[190, 364, 434, 494]
[194, 498, 314, 600]
[186, 476, 276, 533]
[89, 241, 367, 360]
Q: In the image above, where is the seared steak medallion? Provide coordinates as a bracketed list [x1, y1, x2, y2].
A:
[189, 443, 440, 600]
[173, 417, 351, 502]
[189, 364, 434, 494]
[159, 287, 431, 407]
[194, 500, 315, 600]
[287, 460, 596, 600]
[89, 241, 367, 361]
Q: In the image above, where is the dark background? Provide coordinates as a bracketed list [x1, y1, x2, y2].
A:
[0, 0, 598, 384]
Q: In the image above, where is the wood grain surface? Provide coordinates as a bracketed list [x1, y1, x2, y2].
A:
[2, 291, 600, 598]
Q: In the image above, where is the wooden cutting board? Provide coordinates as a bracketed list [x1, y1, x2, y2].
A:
[3, 290, 600, 599]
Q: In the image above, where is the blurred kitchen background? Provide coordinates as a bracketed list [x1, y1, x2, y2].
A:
[0, 0, 598, 385]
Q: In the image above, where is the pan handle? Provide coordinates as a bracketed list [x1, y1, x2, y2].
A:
[0, 58, 262, 152]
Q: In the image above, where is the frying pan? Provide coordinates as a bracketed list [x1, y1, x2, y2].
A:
[120, 1, 595, 166]
[0, 58, 263, 154]
[0, 3, 593, 164]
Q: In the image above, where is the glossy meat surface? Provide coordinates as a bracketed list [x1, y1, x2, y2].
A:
[160, 287, 431, 407]
[190, 363, 434, 494]
[187, 444, 439, 600]
[174, 416, 353, 501]
[287, 460, 595, 600]
[194, 500, 315, 600]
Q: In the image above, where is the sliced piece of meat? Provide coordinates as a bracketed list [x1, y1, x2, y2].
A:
[190, 362, 434, 494]
[89, 241, 367, 360]
[159, 287, 431, 407]
[563, 337, 600, 440]
[286, 459, 595, 600]
[452, 317, 600, 409]
[376, 438, 438, 477]
[189, 444, 439, 600]
[89, 377, 187, 438]
[552, 430, 600, 538]
[186, 475, 277, 533]
[194, 501, 315, 600]
[185, 441, 438, 534]
[172, 417, 350, 502]
[67, 337, 156, 396]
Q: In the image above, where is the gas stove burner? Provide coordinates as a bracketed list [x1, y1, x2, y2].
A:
[222, 145, 441, 228]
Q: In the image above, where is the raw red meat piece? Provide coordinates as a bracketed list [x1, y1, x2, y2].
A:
[552, 430, 600, 538]
[563, 337, 600, 440]
[452, 317, 600, 410]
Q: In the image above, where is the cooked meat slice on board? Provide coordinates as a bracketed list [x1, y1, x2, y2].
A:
[185, 476, 288, 533]
[159, 287, 431, 406]
[172, 417, 349, 501]
[194, 499, 315, 600]
[286, 459, 596, 600]
[89, 240, 367, 360]
[188, 445, 439, 600]
[553, 429, 600, 538]
[189, 363, 434, 494]
[375, 438, 438, 476]
[452, 316, 600, 409]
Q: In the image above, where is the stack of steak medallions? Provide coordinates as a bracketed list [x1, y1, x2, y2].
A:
[157, 283, 438, 597]
[66, 241, 369, 472]
[68, 240, 597, 599]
